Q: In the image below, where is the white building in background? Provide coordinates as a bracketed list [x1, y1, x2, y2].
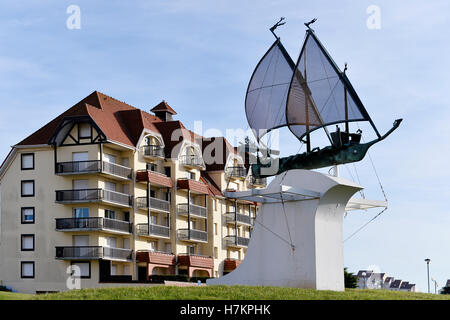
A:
[356, 270, 416, 292]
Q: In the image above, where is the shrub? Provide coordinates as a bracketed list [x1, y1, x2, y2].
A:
[0, 285, 12, 292]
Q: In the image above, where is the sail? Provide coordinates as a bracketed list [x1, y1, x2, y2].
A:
[286, 30, 378, 141]
[245, 39, 295, 141]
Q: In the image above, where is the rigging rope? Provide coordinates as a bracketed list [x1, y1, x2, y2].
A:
[343, 123, 388, 242]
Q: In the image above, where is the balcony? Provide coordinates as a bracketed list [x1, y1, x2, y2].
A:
[55, 246, 133, 261]
[225, 212, 252, 226]
[136, 251, 176, 266]
[224, 235, 250, 248]
[179, 155, 203, 169]
[177, 254, 214, 269]
[142, 145, 165, 159]
[177, 228, 208, 243]
[177, 203, 207, 219]
[55, 189, 133, 208]
[136, 197, 170, 213]
[136, 223, 170, 239]
[55, 160, 132, 180]
[226, 166, 247, 179]
[249, 176, 267, 187]
[55, 217, 132, 234]
[224, 258, 242, 272]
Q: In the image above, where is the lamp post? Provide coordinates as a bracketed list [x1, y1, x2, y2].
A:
[361, 272, 367, 289]
[424, 258, 431, 293]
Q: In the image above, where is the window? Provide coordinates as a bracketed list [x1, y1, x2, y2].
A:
[105, 209, 115, 219]
[73, 208, 89, 218]
[21, 180, 35, 197]
[78, 123, 91, 139]
[214, 223, 218, 236]
[21, 235, 35, 251]
[164, 167, 171, 177]
[213, 198, 218, 211]
[71, 262, 91, 279]
[21, 207, 35, 224]
[123, 212, 130, 222]
[186, 171, 195, 180]
[72, 152, 89, 162]
[111, 264, 117, 276]
[187, 245, 195, 255]
[21, 262, 35, 278]
[214, 247, 218, 259]
[150, 190, 156, 198]
[21, 153, 34, 170]
[146, 163, 157, 172]
[148, 241, 157, 252]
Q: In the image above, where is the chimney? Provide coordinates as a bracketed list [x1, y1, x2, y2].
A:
[151, 100, 177, 122]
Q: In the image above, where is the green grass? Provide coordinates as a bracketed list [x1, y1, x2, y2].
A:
[26, 286, 450, 300]
[0, 291, 33, 300]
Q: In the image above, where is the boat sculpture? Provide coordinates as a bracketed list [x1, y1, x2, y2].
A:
[246, 18, 402, 178]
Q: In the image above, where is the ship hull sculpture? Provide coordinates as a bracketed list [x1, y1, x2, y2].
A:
[253, 118, 402, 177]
[207, 19, 401, 291]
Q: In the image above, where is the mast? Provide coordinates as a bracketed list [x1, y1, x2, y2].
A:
[304, 44, 311, 153]
[344, 63, 349, 134]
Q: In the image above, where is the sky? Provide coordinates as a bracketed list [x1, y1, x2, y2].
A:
[0, 0, 449, 292]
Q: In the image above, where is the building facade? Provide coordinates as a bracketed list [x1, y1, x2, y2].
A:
[0, 91, 264, 293]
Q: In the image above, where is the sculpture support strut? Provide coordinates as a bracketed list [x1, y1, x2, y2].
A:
[207, 170, 363, 291]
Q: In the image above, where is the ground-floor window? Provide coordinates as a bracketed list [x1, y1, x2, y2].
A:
[71, 261, 91, 279]
[21, 261, 35, 278]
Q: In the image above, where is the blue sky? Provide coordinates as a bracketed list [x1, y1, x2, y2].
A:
[1, 0, 449, 292]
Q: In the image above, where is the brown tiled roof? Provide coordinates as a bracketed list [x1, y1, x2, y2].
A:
[202, 137, 238, 171]
[177, 178, 209, 194]
[154, 121, 202, 158]
[16, 91, 163, 148]
[151, 100, 177, 115]
[200, 172, 223, 197]
[136, 170, 173, 188]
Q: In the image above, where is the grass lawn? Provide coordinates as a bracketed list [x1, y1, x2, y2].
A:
[0, 291, 33, 300]
[20, 286, 450, 300]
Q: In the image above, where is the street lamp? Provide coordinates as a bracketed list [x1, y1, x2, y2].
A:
[424, 258, 431, 293]
[361, 272, 367, 289]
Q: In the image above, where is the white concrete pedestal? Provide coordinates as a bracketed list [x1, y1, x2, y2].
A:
[207, 169, 365, 291]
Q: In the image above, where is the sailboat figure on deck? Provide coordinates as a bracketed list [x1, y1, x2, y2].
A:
[247, 18, 402, 178]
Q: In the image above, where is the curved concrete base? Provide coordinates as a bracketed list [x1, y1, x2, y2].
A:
[207, 169, 362, 291]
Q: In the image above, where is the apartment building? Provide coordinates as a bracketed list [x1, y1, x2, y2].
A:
[0, 91, 264, 293]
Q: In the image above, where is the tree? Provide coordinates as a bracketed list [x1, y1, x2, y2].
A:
[344, 268, 358, 289]
[440, 286, 450, 294]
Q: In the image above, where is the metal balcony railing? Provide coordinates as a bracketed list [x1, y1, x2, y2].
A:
[102, 161, 133, 179]
[224, 235, 250, 247]
[55, 217, 132, 233]
[55, 160, 132, 179]
[251, 176, 267, 186]
[136, 223, 170, 238]
[55, 246, 132, 261]
[142, 145, 165, 158]
[177, 203, 207, 219]
[136, 197, 170, 213]
[177, 228, 208, 242]
[225, 212, 252, 226]
[226, 166, 247, 178]
[179, 155, 203, 167]
[55, 189, 133, 207]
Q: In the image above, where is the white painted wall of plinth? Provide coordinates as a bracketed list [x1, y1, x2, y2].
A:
[207, 169, 362, 291]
